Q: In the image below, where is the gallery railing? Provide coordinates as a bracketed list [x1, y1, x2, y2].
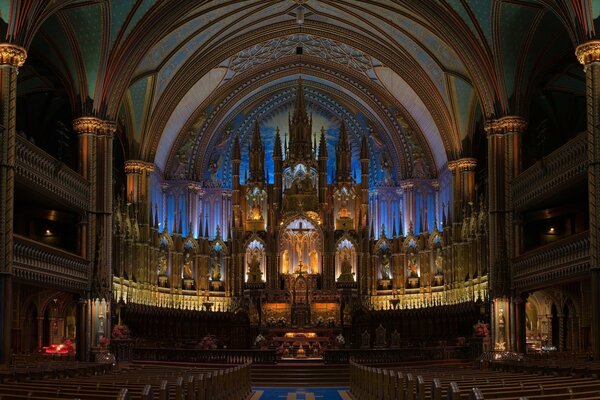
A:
[130, 347, 277, 364]
[13, 234, 89, 290]
[512, 231, 589, 290]
[15, 134, 89, 211]
[323, 346, 469, 364]
[512, 132, 587, 210]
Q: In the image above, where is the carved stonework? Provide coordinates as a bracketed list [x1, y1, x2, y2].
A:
[576, 40, 600, 65]
[0, 43, 26, 67]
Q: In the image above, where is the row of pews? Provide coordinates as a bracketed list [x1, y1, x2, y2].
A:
[0, 362, 252, 399]
[349, 361, 600, 399]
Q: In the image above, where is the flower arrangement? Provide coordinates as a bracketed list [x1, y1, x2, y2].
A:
[99, 336, 110, 349]
[112, 324, 130, 339]
[315, 316, 324, 326]
[198, 335, 217, 350]
[266, 317, 276, 326]
[277, 316, 287, 327]
[326, 317, 336, 327]
[473, 321, 489, 337]
[335, 333, 345, 346]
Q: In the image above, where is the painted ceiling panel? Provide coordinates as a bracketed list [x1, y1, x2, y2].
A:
[110, 0, 136, 47]
[467, 0, 493, 45]
[0, 0, 9, 24]
[499, 2, 539, 98]
[36, 17, 79, 96]
[155, 67, 227, 171]
[121, 0, 157, 41]
[64, 3, 103, 98]
[448, 75, 475, 141]
[127, 76, 153, 145]
[374, 66, 446, 170]
[137, 1, 280, 76]
[446, 0, 483, 45]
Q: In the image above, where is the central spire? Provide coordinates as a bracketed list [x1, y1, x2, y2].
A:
[287, 77, 313, 162]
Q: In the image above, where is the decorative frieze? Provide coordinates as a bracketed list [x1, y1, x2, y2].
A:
[124, 160, 155, 174]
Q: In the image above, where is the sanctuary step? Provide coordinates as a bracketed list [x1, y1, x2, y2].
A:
[251, 362, 349, 387]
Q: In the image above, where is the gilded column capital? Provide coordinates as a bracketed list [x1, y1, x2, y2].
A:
[484, 116, 527, 136]
[0, 43, 26, 67]
[72, 117, 104, 134]
[449, 157, 477, 172]
[97, 120, 116, 137]
[124, 160, 155, 174]
[576, 40, 600, 65]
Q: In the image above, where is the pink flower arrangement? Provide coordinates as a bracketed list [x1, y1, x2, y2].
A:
[473, 321, 489, 337]
[198, 335, 217, 350]
[112, 324, 130, 339]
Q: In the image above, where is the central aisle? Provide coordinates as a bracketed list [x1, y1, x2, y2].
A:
[251, 387, 352, 400]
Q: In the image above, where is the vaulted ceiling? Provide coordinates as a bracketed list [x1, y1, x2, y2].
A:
[4, 0, 595, 182]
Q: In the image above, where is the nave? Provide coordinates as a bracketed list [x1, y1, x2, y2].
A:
[2, 356, 600, 399]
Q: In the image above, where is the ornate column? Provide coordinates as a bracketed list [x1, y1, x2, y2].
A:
[558, 313, 565, 351]
[0, 43, 26, 368]
[72, 117, 115, 355]
[485, 117, 526, 298]
[576, 40, 600, 359]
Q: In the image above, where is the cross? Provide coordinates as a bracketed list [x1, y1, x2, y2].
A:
[291, 222, 309, 236]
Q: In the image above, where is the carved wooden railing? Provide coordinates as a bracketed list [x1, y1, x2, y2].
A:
[15, 135, 89, 210]
[512, 231, 589, 290]
[324, 346, 469, 364]
[13, 235, 89, 290]
[131, 347, 277, 364]
[512, 133, 587, 210]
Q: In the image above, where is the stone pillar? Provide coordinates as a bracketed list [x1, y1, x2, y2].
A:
[576, 40, 600, 359]
[0, 43, 26, 368]
[77, 298, 88, 361]
[558, 314, 565, 351]
[485, 117, 527, 300]
[72, 117, 115, 354]
[514, 293, 528, 354]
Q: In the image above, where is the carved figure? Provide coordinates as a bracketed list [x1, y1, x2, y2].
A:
[380, 253, 391, 280]
[211, 258, 222, 281]
[309, 250, 318, 274]
[282, 250, 290, 274]
[158, 254, 168, 276]
[247, 253, 263, 283]
[183, 253, 193, 279]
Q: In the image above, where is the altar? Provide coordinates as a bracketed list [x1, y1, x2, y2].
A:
[272, 330, 334, 360]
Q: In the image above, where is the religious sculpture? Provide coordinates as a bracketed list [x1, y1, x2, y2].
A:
[247, 253, 263, 283]
[182, 253, 193, 279]
[158, 254, 167, 276]
[337, 253, 354, 282]
[380, 253, 391, 280]
[211, 258, 222, 281]
[309, 250, 318, 274]
[281, 249, 290, 274]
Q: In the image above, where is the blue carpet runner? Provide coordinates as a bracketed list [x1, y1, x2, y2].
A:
[252, 387, 350, 399]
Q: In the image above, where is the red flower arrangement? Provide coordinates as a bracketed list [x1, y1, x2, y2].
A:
[473, 321, 489, 337]
[112, 324, 130, 339]
[99, 336, 110, 348]
[198, 335, 217, 350]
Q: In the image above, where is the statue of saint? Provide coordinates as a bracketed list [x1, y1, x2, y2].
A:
[380, 253, 391, 280]
[247, 253, 263, 283]
[309, 250, 319, 274]
[434, 249, 444, 274]
[341, 254, 352, 275]
[281, 250, 290, 274]
[183, 253, 193, 279]
[158, 254, 168, 276]
[337, 252, 354, 282]
[407, 253, 418, 277]
[211, 258, 222, 281]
